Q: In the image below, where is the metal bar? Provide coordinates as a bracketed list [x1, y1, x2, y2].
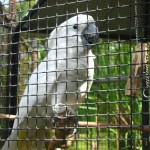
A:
[93, 77, 128, 84]
[142, 1, 149, 149]
[6, 30, 19, 133]
[93, 76, 150, 84]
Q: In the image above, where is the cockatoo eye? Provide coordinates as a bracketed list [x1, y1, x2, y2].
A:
[73, 24, 78, 29]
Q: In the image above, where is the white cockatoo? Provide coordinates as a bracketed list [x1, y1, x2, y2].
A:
[2, 14, 99, 150]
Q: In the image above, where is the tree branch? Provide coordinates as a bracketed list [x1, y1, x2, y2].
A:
[1, 114, 150, 132]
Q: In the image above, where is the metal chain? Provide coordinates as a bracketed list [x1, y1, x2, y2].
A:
[134, 0, 138, 44]
[145, 54, 149, 89]
[134, 0, 149, 97]
[143, 53, 149, 98]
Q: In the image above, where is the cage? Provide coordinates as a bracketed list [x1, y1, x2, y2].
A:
[0, 0, 150, 150]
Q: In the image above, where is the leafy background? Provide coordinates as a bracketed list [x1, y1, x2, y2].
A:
[1, 0, 149, 150]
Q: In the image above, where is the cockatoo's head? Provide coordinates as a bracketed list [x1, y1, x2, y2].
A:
[49, 14, 99, 50]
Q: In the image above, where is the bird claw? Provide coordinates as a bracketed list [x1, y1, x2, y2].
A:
[49, 103, 78, 149]
[53, 103, 75, 119]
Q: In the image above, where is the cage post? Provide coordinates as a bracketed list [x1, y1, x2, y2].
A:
[141, 1, 150, 149]
[142, 80, 149, 150]
[6, 31, 19, 131]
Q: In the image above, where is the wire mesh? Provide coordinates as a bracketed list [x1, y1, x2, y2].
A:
[0, 0, 150, 150]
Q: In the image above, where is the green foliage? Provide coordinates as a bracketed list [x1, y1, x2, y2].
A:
[16, 0, 37, 21]
[74, 39, 143, 150]
[37, 42, 46, 61]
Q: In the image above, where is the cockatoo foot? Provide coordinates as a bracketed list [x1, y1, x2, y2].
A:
[49, 103, 77, 149]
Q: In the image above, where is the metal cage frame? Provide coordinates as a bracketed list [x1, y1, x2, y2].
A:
[0, 0, 149, 149]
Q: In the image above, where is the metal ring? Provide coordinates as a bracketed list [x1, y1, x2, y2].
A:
[143, 89, 150, 98]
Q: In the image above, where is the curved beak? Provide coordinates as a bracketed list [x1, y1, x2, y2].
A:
[82, 23, 99, 50]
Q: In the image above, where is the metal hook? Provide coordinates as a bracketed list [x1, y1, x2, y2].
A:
[143, 88, 150, 98]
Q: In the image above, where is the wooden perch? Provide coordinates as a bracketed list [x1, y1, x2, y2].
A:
[0, 114, 16, 120]
[1, 114, 150, 132]
[1, 113, 150, 149]
[79, 121, 150, 132]
[125, 43, 148, 97]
